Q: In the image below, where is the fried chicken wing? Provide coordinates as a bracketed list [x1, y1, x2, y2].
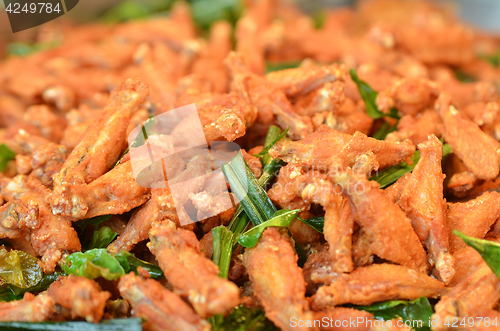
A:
[48, 275, 110, 323]
[312, 264, 444, 310]
[148, 221, 240, 317]
[446, 191, 500, 252]
[333, 170, 428, 273]
[242, 227, 317, 331]
[0, 293, 54, 322]
[397, 135, 454, 284]
[118, 272, 210, 331]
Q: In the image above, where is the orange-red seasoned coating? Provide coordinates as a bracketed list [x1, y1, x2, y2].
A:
[311, 264, 444, 310]
[0, 293, 54, 322]
[432, 263, 500, 331]
[118, 272, 210, 331]
[148, 221, 240, 317]
[446, 191, 500, 252]
[397, 135, 454, 284]
[333, 170, 428, 273]
[48, 275, 110, 323]
[269, 125, 415, 170]
[437, 94, 500, 180]
[242, 227, 317, 331]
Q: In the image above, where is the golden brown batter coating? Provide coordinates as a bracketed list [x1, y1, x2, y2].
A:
[0, 293, 54, 322]
[118, 272, 210, 331]
[312, 264, 444, 310]
[148, 221, 240, 317]
[48, 275, 110, 323]
[243, 227, 317, 331]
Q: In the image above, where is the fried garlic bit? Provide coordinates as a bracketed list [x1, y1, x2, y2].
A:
[148, 221, 240, 317]
[243, 227, 316, 331]
[269, 125, 415, 170]
[48, 275, 110, 323]
[333, 170, 428, 273]
[0, 293, 54, 322]
[312, 264, 444, 310]
[49, 78, 149, 218]
[118, 272, 210, 331]
[396, 135, 454, 284]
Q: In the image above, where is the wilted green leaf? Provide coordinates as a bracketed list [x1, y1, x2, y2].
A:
[62, 249, 125, 281]
[0, 248, 42, 289]
[0, 144, 16, 172]
[114, 251, 163, 279]
[454, 230, 500, 280]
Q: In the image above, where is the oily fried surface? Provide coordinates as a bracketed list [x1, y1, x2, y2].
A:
[243, 227, 316, 331]
[118, 272, 210, 331]
[148, 221, 240, 317]
[312, 264, 444, 310]
[48, 275, 110, 323]
[0, 293, 54, 322]
[397, 135, 454, 284]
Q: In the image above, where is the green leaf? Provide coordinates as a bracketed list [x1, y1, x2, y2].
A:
[7, 272, 62, 298]
[297, 216, 324, 233]
[349, 69, 399, 120]
[6, 42, 58, 57]
[85, 227, 117, 251]
[0, 318, 143, 331]
[0, 144, 16, 172]
[254, 127, 288, 164]
[211, 305, 279, 331]
[266, 61, 302, 74]
[74, 215, 112, 233]
[353, 297, 433, 331]
[370, 143, 452, 189]
[191, 0, 244, 30]
[479, 52, 500, 68]
[62, 249, 125, 281]
[454, 69, 477, 83]
[372, 121, 398, 141]
[114, 251, 164, 279]
[237, 209, 300, 248]
[453, 230, 500, 280]
[222, 152, 277, 226]
[0, 248, 42, 289]
[212, 226, 234, 279]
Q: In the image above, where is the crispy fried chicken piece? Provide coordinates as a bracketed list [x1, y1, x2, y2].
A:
[351, 228, 374, 268]
[397, 135, 454, 284]
[333, 170, 428, 273]
[386, 110, 442, 145]
[225, 52, 313, 140]
[118, 272, 210, 331]
[317, 98, 374, 136]
[303, 248, 339, 293]
[447, 171, 477, 198]
[242, 227, 317, 331]
[293, 81, 346, 117]
[311, 264, 444, 310]
[48, 275, 110, 323]
[0, 201, 27, 239]
[324, 195, 354, 273]
[148, 221, 240, 317]
[266, 63, 347, 98]
[447, 191, 500, 252]
[241, 149, 262, 178]
[437, 94, 500, 180]
[269, 126, 415, 171]
[108, 187, 177, 254]
[49, 78, 149, 217]
[0, 293, 54, 322]
[432, 263, 500, 331]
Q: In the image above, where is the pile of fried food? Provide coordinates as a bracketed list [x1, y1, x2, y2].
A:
[1, 0, 500, 330]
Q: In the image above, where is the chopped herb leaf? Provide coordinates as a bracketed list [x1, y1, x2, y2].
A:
[266, 61, 302, 74]
[372, 121, 398, 141]
[370, 143, 452, 189]
[211, 226, 234, 279]
[114, 251, 164, 279]
[85, 226, 117, 251]
[0, 248, 43, 289]
[237, 209, 300, 248]
[62, 249, 125, 281]
[0, 144, 16, 172]
[353, 297, 433, 331]
[454, 69, 476, 83]
[297, 216, 324, 233]
[211, 305, 278, 331]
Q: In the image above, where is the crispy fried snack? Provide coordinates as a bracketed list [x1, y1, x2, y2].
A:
[242, 227, 316, 331]
[333, 170, 428, 273]
[0, 293, 54, 322]
[269, 125, 415, 170]
[148, 221, 240, 317]
[311, 264, 444, 310]
[397, 135, 454, 284]
[118, 272, 210, 331]
[48, 275, 110, 323]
